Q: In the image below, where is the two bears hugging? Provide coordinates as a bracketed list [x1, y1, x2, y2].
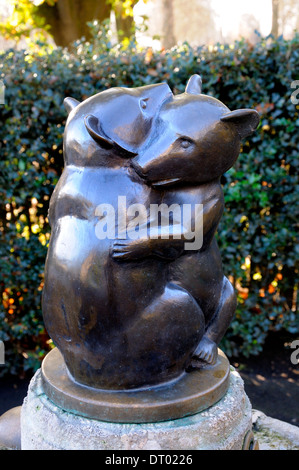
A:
[42, 75, 260, 390]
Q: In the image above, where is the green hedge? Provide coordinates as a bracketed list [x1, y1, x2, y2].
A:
[0, 26, 298, 376]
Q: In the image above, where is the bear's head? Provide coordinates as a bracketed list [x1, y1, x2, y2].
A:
[63, 82, 172, 166]
[131, 75, 260, 187]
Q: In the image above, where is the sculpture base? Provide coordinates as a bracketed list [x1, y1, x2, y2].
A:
[21, 365, 254, 450]
[40, 347, 230, 424]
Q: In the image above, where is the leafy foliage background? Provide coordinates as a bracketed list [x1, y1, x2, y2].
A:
[0, 26, 298, 376]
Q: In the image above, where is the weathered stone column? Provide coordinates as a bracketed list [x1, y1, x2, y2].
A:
[21, 365, 254, 450]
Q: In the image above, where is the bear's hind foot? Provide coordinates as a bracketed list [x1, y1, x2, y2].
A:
[186, 336, 218, 372]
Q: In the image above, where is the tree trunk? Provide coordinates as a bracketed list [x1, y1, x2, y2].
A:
[37, 0, 112, 47]
[114, 1, 138, 42]
[271, 0, 279, 37]
[161, 0, 176, 49]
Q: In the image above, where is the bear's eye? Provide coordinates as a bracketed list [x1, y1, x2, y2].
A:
[179, 138, 193, 149]
[140, 99, 148, 110]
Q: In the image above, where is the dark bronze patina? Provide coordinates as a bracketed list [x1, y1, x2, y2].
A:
[42, 75, 260, 413]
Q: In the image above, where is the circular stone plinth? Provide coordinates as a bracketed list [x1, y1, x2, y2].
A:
[40, 347, 230, 424]
[21, 366, 252, 450]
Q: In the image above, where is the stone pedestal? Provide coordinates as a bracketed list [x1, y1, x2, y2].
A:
[39, 347, 231, 424]
[21, 365, 254, 450]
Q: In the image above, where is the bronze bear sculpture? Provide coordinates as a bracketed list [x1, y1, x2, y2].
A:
[123, 75, 260, 367]
[42, 75, 260, 390]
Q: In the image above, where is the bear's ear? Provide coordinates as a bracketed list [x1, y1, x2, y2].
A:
[64, 97, 80, 114]
[85, 115, 138, 156]
[185, 74, 202, 95]
[84, 114, 114, 149]
[220, 109, 260, 139]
